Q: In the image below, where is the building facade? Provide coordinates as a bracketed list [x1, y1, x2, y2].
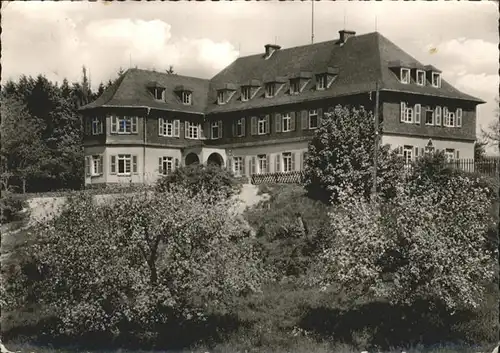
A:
[80, 30, 484, 186]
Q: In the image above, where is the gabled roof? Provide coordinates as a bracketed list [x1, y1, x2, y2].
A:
[80, 68, 209, 114]
[81, 32, 484, 115]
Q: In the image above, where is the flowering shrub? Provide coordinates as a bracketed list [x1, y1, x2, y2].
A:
[7, 187, 266, 340]
[312, 174, 496, 311]
[304, 105, 403, 204]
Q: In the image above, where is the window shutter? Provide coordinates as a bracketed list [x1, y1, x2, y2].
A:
[185, 121, 189, 138]
[251, 116, 257, 135]
[99, 155, 103, 174]
[400, 102, 406, 122]
[292, 152, 296, 171]
[99, 117, 104, 134]
[414, 147, 419, 158]
[227, 157, 233, 172]
[242, 156, 246, 176]
[111, 116, 117, 133]
[131, 117, 138, 133]
[265, 115, 270, 134]
[455, 150, 460, 160]
[300, 152, 304, 171]
[251, 156, 256, 175]
[414, 104, 421, 124]
[443, 107, 449, 126]
[456, 108, 462, 127]
[241, 117, 246, 136]
[420, 147, 425, 156]
[158, 118, 163, 136]
[159, 157, 164, 174]
[132, 156, 138, 174]
[85, 156, 90, 176]
[110, 156, 116, 174]
[275, 113, 282, 133]
[435, 106, 442, 126]
[318, 108, 323, 127]
[290, 112, 296, 131]
[232, 120, 237, 137]
[275, 154, 281, 173]
[174, 120, 180, 137]
[301, 110, 308, 130]
[202, 121, 209, 139]
[175, 158, 179, 169]
[218, 120, 223, 138]
[266, 154, 270, 172]
[397, 146, 403, 156]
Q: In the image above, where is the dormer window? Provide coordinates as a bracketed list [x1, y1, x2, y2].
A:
[181, 91, 192, 105]
[265, 83, 275, 98]
[316, 75, 327, 90]
[416, 70, 425, 86]
[154, 88, 164, 100]
[241, 86, 251, 101]
[290, 79, 300, 95]
[400, 68, 410, 84]
[432, 72, 441, 88]
[217, 91, 225, 105]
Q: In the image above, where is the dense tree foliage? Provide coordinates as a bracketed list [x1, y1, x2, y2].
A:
[304, 105, 404, 204]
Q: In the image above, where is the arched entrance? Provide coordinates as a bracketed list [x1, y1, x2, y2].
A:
[185, 153, 200, 166]
[207, 153, 224, 167]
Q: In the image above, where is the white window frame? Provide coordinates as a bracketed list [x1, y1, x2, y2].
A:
[403, 146, 413, 164]
[186, 122, 200, 140]
[401, 104, 413, 124]
[257, 154, 268, 174]
[316, 75, 326, 90]
[435, 106, 442, 126]
[154, 88, 164, 101]
[159, 118, 174, 137]
[290, 79, 300, 95]
[181, 91, 192, 105]
[159, 156, 174, 176]
[446, 112, 455, 127]
[432, 72, 441, 88]
[233, 156, 243, 176]
[282, 113, 292, 132]
[217, 91, 225, 105]
[117, 154, 132, 175]
[113, 116, 138, 134]
[241, 86, 251, 101]
[425, 107, 434, 125]
[265, 83, 275, 98]
[211, 121, 222, 140]
[89, 155, 103, 176]
[282, 152, 293, 173]
[309, 109, 319, 129]
[91, 117, 103, 135]
[258, 117, 267, 135]
[416, 70, 425, 86]
[400, 68, 411, 84]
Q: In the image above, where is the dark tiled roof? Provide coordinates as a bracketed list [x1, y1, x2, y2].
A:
[81, 32, 484, 115]
[80, 68, 209, 114]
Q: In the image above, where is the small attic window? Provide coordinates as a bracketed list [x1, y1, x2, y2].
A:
[432, 72, 441, 88]
[416, 70, 425, 86]
[153, 88, 165, 100]
[289, 79, 300, 95]
[265, 83, 275, 98]
[316, 74, 327, 90]
[181, 91, 192, 105]
[217, 91, 225, 105]
[241, 86, 251, 102]
[400, 68, 410, 84]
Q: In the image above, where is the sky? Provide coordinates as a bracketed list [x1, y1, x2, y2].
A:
[2, 1, 498, 154]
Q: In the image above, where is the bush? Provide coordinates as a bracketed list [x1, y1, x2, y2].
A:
[304, 105, 404, 204]
[1, 191, 29, 224]
[4, 187, 267, 348]
[156, 164, 241, 202]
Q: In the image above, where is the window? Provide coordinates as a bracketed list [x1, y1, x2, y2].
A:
[211, 121, 222, 139]
[185, 121, 200, 139]
[111, 116, 138, 134]
[425, 107, 434, 125]
[444, 149, 455, 162]
[111, 154, 137, 175]
[265, 83, 275, 98]
[91, 117, 103, 135]
[400, 68, 410, 84]
[154, 88, 164, 100]
[432, 73, 441, 88]
[425, 146, 435, 154]
[435, 106, 442, 126]
[181, 91, 192, 105]
[236, 118, 245, 137]
[241, 86, 251, 101]
[282, 113, 291, 132]
[257, 154, 268, 174]
[217, 91, 225, 105]
[290, 79, 300, 95]
[456, 108, 462, 127]
[85, 155, 103, 176]
[316, 75, 327, 90]
[159, 118, 173, 137]
[282, 152, 293, 172]
[309, 110, 318, 129]
[159, 156, 173, 175]
[416, 70, 425, 86]
[258, 116, 267, 135]
[400, 102, 413, 123]
[233, 157, 243, 176]
[445, 112, 455, 127]
[403, 146, 413, 164]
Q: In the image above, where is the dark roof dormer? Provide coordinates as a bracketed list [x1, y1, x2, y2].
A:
[264, 76, 286, 98]
[264, 44, 281, 59]
[289, 71, 312, 95]
[316, 66, 339, 90]
[388, 60, 412, 84]
[147, 81, 166, 101]
[216, 83, 237, 105]
[240, 79, 261, 102]
[174, 85, 194, 105]
[424, 65, 442, 88]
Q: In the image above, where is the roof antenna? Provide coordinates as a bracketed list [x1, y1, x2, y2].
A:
[311, 0, 315, 44]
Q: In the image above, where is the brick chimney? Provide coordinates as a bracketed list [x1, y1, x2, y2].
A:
[339, 30, 356, 44]
[264, 44, 281, 59]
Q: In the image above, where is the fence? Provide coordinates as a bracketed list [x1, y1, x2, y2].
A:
[250, 158, 499, 185]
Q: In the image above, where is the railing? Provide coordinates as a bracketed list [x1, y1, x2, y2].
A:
[250, 158, 499, 185]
